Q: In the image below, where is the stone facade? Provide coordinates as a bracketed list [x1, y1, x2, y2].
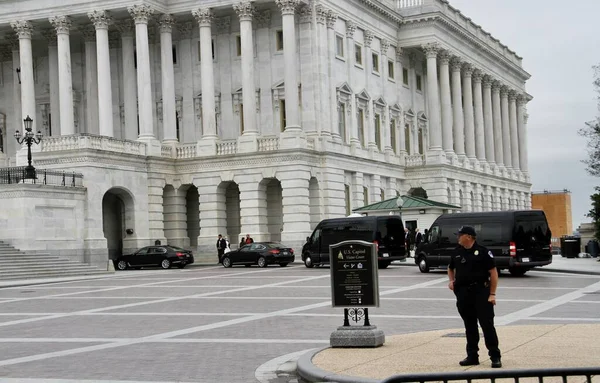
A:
[0, 0, 532, 266]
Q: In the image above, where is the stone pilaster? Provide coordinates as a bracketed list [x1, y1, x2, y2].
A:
[439, 50, 453, 155]
[238, 177, 269, 242]
[195, 177, 227, 254]
[482, 75, 495, 165]
[450, 57, 465, 158]
[491, 81, 504, 166]
[508, 90, 520, 170]
[472, 69, 485, 163]
[280, 173, 312, 249]
[49, 16, 75, 135]
[116, 20, 138, 141]
[276, 0, 301, 131]
[163, 186, 189, 248]
[517, 94, 529, 174]
[462, 63, 475, 161]
[159, 14, 178, 143]
[80, 25, 99, 135]
[177, 22, 195, 143]
[500, 86, 512, 169]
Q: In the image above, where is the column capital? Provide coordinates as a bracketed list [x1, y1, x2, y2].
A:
[422, 42, 440, 58]
[298, 4, 312, 23]
[438, 50, 451, 65]
[326, 10, 337, 29]
[450, 56, 462, 72]
[192, 8, 214, 27]
[41, 28, 57, 46]
[88, 10, 112, 30]
[500, 85, 509, 97]
[462, 63, 474, 77]
[115, 19, 135, 36]
[158, 14, 176, 33]
[482, 74, 493, 88]
[128, 4, 155, 24]
[346, 20, 357, 38]
[364, 30, 374, 48]
[315, 5, 327, 24]
[492, 80, 503, 91]
[49, 15, 72, 35]
[395, 47, 404, 62]
[516, 93, 528, 106]
[216, 17, 231, 34]
[79, 25, 96, 42]
[234, 2, 256, 22]
[508, 89, 518, 101]
[10, 20, 33, 39]
[472, 69, 483, 83]
[381, 39, 390, 56]
[255, 10, 271, 28]
[177, 21, 193, 39]
[275, 0, 300, 16]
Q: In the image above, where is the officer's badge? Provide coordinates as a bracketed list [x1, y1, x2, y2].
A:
[461, 258, 466, 263]
[488, 251, 494, 258]
[474, 250, 479, 256]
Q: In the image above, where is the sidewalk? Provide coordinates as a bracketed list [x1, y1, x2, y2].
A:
[297, 324, 600, 383]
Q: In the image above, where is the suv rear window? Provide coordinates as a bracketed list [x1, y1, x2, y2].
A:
[514, 217, 551, 244]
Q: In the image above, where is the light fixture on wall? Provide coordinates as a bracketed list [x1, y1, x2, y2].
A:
[126, 229, 134, 235]
[15, 68, 21, 84]
[419, 209, 426, 214]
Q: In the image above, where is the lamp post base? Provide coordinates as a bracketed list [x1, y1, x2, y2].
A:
[24, 165, 37, 180]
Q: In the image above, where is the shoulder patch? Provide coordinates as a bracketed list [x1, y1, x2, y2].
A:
[488, 251, 494, 258]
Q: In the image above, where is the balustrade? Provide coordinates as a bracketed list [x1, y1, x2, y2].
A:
[41, 134, 146, 155]
[216, 140, 237, 155]
[258, 136, 280, 152]
[405, 154, 424, 167]
[397, 0, 423, 8]
[175, 144, 197, 159]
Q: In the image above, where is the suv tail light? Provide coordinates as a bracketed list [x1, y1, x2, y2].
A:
[509, 242, 516, 257]
[549, 243, 552, 253]
[176, 252, 185, 257]
[373, 240, 379, 251]
[290, 249, 294, 254]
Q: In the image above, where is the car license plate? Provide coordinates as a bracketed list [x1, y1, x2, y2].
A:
[282, 252, 288, 255]
[522, 257, 529, 262]
[383, 253, 389, 257]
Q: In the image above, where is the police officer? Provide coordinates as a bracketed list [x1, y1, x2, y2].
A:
[448, 225, 502, 368]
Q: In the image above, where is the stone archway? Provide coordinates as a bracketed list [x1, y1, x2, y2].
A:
[309, 177, 320, 230]
[261, 178, 283, 242]
[163, 184, 200, 249]
[102, 187, 135, 260]
[217, 181, 241, 246]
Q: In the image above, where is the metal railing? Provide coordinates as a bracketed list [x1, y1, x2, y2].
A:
[0, 167, 84, 187]
[381, 366, 600, 383]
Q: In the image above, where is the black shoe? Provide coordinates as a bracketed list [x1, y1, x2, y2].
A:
[459, 357, 479, 366]
[491, 358, 502, 368]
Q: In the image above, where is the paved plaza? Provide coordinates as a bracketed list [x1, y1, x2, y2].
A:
[0, 263, 599, 382]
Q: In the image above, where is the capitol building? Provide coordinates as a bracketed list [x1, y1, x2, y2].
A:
[0, 0, 532, 266]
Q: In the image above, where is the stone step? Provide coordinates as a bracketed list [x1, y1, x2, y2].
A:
[0, 269, 110, 281]
[0, 263, 101, 272]
[0, 259, 83, 268]
[0, 255, 65, 261]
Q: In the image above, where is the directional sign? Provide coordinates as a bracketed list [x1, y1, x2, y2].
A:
[330, 240, 379, 308]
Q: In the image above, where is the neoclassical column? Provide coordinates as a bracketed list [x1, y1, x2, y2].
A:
[41, 29, 60, 135]
[500, 86, 512, 168]
[314, 5, 328, 137]
[234, 2, 258, 136]
[326, 11, 338, 139]
[508, 91, 520, 170]
[482, 75, 495, 164]
[49, 16, 75, 135]
[381, 39, 392, 153]
[88, 10, 114, 138]
[472, 69, 485, 163]
[517, 95, 529, 174]
[192, 8, 217, 139]
[462, 63, 476, 160]
[158, 14, 177, 143]
[276, 0, 300, 130]
[128, 4, 155, 140]
[10, 20, 37, 132]
[80, 26, 99, 135]
[346, 21, 359, 146]
[116, 20, 138, 141]
[450, 56, 465, 157]
[364, 30, 376, 150]
[177, 22, 195, 143]
[491, 81, 504, 166]
[439, 50, 453, 155]
[422, 43, 442, 151]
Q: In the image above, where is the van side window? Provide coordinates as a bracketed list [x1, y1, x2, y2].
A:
[439, 223, 454, 244]
[429, 226, 440, 243]
[311, 228, 321, 243]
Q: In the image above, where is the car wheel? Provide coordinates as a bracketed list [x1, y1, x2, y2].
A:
[378, 261, 391, 269]
[257, 256, 267, 268]
[222, 257, 232, 268]
[509, 267, 528, 276]
[177, 263, 187, 269]
[279, 263, 288, 267]
[116, 260, 128, 271]
[160, 259, 171, 269]
[304, 256, 314, 268]
[417, 256, 430, 273]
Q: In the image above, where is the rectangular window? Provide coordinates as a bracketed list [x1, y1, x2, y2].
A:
[402, 68, 409, 86]
[372, 52, 379, 74]
[358, 108, 365, 147]
[355, 44, 362, 66]
[390, 119, 397, 153]
[374, 114, 381, 150]
[276, 30, 284, 51]
[345, 184, 351, 216]
[172, 45, 177, 64]
[338, 103, 346, 142]
[336, 35, 344, 58]
[240, 103, 244, 134]
[380, 189, 385, 202]
[198, 40, 215, 61]
[363, 186, 369, 206]
[404, 124, 410, 153]
[388, 60, 395, 80]
[279, 100, 286, 131]
[416, 74, 422, 91]
[236, 35, 242, 57]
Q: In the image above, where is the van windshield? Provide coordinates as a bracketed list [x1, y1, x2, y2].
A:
[322, 221, 374, 242]
[514, 217, 551, 244]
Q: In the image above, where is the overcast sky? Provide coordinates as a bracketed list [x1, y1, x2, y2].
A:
[448, 0, 599, 231]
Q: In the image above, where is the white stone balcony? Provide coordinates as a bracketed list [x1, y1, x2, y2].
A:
[41, 134, 147, 156]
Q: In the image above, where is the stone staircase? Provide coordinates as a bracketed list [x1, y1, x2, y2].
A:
[0, 241, 111, 281]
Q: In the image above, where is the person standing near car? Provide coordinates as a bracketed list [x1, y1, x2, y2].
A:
[448, 225, 502, 368]
[216, 234, 227, 264]
[245, 234, 254, 244]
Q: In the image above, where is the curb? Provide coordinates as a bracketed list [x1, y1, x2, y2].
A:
[531, 267, 600, 276]
[296, 347, 380, 383]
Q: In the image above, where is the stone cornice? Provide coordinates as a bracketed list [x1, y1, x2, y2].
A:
[356, 0, 403, 24]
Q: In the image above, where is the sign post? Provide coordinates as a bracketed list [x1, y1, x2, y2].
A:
[329, 240, 385, 348]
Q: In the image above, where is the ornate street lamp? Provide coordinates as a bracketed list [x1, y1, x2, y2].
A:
[14, 115, 42, 180]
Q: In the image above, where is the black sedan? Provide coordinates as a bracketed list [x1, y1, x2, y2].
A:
[221, 242, 295, 268]
[115, 245, 194, 270]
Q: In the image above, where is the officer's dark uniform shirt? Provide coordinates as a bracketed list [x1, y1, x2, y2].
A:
[449, 242, 495, 287]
